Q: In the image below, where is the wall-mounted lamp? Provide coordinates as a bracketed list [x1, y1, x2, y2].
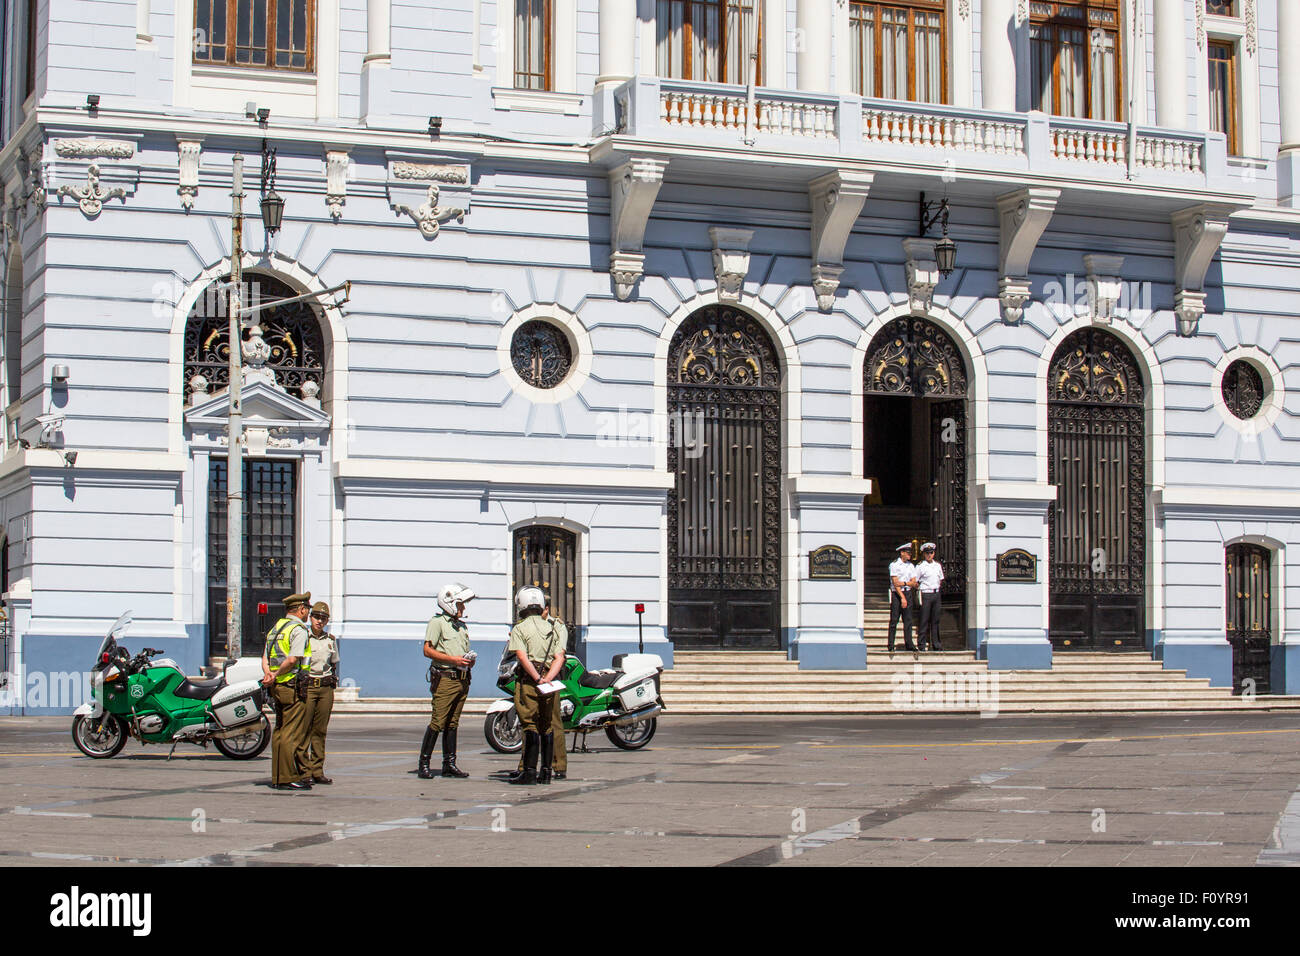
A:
[428, 116, 442, 137]
[260, 139, 285, 237]
[85, 94, 100, 112]
[51, 364, 70, 385]
[919, 193, 957, 278]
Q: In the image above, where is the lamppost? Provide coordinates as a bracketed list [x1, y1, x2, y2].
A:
[223, 143, 349, 661]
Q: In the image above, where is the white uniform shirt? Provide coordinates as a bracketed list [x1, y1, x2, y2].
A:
[888, 558, 917, 599]
[307, 633, 339, 677]
[915, 559, 945, 592]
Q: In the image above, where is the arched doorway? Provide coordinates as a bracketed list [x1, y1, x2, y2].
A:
[184, 273, 326, 657]
[667, 305, 781, 648]
[513, 525, 580, 631]
[862, 316, 969, 638]
[1226, 543, 1271, 695]
[1047, 328, 1145, 649]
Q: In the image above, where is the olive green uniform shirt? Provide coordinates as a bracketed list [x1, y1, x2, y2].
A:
[424, 613, 470, 660]
[507, 615, 564, 668]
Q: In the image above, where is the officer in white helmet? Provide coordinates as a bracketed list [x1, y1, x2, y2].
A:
[506, 586, 566, 785]
[416, 582, 477, 780]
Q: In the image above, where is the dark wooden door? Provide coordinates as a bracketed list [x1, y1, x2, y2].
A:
[208, 458, 297, 658]
[1226, 543, 1271, 695]
[1048, 329, 1145, 649]
[514, 525, 579, 631]
[668, 306, 781, 648]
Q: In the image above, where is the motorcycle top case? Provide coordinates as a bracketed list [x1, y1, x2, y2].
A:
[211, 681, 266, 728]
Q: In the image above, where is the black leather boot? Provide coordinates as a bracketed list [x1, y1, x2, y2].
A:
[441, 727, 469, 778]
[417, 727, 439, 779]
[509, 732, 539, 785]
[538, 732, 554, 785]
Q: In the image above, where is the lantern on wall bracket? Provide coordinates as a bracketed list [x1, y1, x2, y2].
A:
[259, 138, 285, 237]
[919, 193, 956, 277]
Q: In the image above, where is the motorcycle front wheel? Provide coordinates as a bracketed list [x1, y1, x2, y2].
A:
[605, 717, 656, 750]
[484, 708, 523, 754]
[72, 714, 128, 758]
[213, 716, 271, 760]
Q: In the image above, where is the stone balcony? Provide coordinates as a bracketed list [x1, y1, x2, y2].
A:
[594, 76, 1251, 212]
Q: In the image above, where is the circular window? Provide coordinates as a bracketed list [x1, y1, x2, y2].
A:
[1222, 360, 1264, 420]
[510, 320, 573, 389]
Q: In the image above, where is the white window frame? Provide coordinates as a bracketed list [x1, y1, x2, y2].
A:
[173, 0, 340, 120]
[832, 0, 965, 105]
[637, 0, 784, 89]
[1198, 13, 1259, 157]
[495, 0, 577, 102]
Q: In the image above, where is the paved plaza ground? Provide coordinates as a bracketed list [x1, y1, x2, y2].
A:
[1, 712, 1298, 867]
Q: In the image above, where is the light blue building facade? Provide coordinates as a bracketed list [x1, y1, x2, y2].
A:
[1, 0, 1298, 713]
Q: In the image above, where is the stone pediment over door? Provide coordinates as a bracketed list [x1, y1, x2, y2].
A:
[184, 381, 331, 454]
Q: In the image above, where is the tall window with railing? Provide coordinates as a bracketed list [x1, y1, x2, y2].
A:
[656, 0, 762, 85]
[849, 0, 946, 104]
[1030, 0, 1121, 121]
[515, 0, 552, 89]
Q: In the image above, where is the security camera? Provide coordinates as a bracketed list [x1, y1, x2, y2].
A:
[34, 413, 64, 446]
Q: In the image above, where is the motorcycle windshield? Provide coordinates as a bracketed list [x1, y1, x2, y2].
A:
[98, 611, 133, 660]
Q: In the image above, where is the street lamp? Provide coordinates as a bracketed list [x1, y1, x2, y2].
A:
[919, 193, 957, 278]
[259, 139, 284, 238]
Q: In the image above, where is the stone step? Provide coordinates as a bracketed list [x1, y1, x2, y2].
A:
[664, 699, 1300, 714]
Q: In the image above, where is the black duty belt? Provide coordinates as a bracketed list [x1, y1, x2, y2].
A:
[307, 676, 336, 688]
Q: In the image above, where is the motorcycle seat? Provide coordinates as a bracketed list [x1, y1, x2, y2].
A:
[175, 675, 225, 700]
[578, 669, 619, 689]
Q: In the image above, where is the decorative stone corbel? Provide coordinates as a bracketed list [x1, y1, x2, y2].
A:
[177, 140, 201, 210]
[996, 186, 1059, 324]
[1171, 205, 1230, 337]
[809, 170, 872, 311]
[1083, 254, 1124, 324]
[56, 164, 126, 218]
[902, 237, 939, 314]
[325, 150, 349, 220]
[709, 227, 753, 301]
[608, 157, 668, 300]
[18, 151, 44, 216]
[392, 183, 464, 238]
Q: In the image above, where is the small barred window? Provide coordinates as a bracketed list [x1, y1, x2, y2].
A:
[510, 320, 572, 389]
[1222, 360, 1264, 420]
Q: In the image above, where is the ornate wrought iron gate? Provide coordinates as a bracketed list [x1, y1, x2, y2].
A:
[668, 306, 781, 648]
[208, 458, 297, 658]
[930, 398, 966, 611]
[1047, 328, 1145, 649]
[514, 525, 579, 630]
[1226, 543, 1271, 695]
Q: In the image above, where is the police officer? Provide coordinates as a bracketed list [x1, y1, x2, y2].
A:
[507, 587, 565, 786]
[261, 591, 313, 791]
[511, 599, 569, 781]
[417, 582, 476, 780]
[297, 601, 338, 785]
[916, 542, 946, 652]
[888, 543, 919, 656]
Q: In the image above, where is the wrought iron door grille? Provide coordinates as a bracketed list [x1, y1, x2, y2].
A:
[1222, 360, 1264, 420]
[668, 306, 781, 647]
[184, 273, 326, 402]
[510, 320, 573, 389]
[208, 458, 297, 657]
[514, 525, 578, 629]
[1226, 543, 1271, 695]
[864, 316, 967, 398]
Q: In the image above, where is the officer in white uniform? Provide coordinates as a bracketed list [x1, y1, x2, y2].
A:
[915, 542, 945, 651]
[887, 543, 918, 655]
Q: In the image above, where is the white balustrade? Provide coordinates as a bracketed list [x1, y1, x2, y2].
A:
[659, 88, 836, 138]
[861, 106, 1026, 156]
[1049, 124, 1204, 175]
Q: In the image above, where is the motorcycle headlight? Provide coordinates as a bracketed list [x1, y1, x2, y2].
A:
[103, 666, 120, 683]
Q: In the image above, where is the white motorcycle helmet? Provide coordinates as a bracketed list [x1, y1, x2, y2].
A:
[438, 582, 475, 619]
[515, 586, 546, 615]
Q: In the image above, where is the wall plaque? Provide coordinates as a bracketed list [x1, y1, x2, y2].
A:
[996, 549, 1037, 582]
[809, 545, 852, 580]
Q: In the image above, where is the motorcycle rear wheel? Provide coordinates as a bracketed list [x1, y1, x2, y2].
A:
[72, 714, 128, 758]
[605, 717, 656, 750]
[484, 709, 523, 754]
[213, 716, 271, 760]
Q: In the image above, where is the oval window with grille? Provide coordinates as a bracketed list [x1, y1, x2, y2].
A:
[510, 320, 573, 389]
[1222, 360, 1264, 420]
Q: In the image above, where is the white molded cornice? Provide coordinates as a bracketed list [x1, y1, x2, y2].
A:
[334, 458, 675, 492]
[608, 157, 668, 300]
[809, 170, 872, 311]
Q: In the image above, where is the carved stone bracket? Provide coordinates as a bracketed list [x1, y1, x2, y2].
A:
[56, 164, 126, 218]
[325, 150, 349, 220]
[608, 157, 668, 300]
[997, 186, 1059, 324]
[809, 170, 872, 311]
[902, 237, 939, 314]
[18, 151, 44, 216]
[177, 140, 201, 210]
[392, 183, 464, 239]
[53, 138, 135, 160]
[1172, 205, 1231, 336]
[709, 226, 753, 301]
[1083, 253, 1124, 324]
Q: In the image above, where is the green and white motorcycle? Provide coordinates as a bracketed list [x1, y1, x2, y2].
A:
[484, 651, 664, 753]
[71, 611, 271, 760]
